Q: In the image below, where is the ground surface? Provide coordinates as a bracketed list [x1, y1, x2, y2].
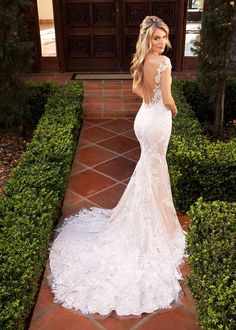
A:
[0, 128, 30, 194]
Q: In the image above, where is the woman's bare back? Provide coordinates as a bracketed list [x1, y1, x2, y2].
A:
[133, 54, 172, 105]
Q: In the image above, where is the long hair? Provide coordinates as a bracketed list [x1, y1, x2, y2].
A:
[130, 16, 171, 92]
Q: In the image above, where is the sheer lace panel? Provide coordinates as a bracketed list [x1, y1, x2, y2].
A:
[48, 53, 186, 320]
[144, 56, 172, 106]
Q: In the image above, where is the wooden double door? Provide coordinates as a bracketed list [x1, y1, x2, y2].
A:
[53, 0, 187, 72]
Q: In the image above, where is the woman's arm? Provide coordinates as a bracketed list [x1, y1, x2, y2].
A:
[132, 84, 143, 99]
[160, 68, 177, 117]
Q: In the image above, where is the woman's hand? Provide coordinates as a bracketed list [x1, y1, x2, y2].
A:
[171, 107, 178, 118]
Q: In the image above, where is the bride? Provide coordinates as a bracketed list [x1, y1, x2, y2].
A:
[49, 16, 187, 320]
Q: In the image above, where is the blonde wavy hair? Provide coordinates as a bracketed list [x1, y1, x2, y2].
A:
[130, 16, 171, 91]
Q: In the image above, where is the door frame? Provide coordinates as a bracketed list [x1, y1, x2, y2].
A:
[25, 0, 41, 71]
[52, 0, 188, 72]
[53, 0, 66, 71]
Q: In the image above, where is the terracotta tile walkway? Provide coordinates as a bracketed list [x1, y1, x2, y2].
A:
[83, 80, 140, 119]
[29, 118, 200, 330]
[20, 71, 196, 120]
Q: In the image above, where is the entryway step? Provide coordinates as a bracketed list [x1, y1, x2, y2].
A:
[83, 80, 141, 119]
[73, 73, 132, 80]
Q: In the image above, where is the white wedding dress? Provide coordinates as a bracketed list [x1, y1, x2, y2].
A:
[49, 56, 187, 320]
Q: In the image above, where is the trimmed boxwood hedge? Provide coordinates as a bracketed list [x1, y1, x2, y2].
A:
[167, 81, 236, 213]
[186, 197, 236, 330]
[171, 80, 206, 140]
[182, 79, 236, 123]
[0, 80, 84, 330]
[168, 135, 236, 212]
[23, 80, 60, 126]
[170, 81, 236, 329]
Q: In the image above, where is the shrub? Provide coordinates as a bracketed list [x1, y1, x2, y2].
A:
[186, 197, 236, 330]
[170, 80, 236, 330]
[168, 82, 236, 213]
[168, 136, 236, 212]
[225, 79, 236, 123]
[171, 80, 206, 139]
[182, 79, 236, 124]
[23, 81, 60, 126]
[0, 81, 84, 330]
[0, 0, 33, 129]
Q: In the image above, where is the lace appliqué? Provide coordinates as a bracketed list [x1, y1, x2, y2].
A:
[48, 54, 186, 319]
[150, 57, 172, 105]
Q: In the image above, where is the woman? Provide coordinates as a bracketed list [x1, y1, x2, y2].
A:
[49, 16, 187, 320]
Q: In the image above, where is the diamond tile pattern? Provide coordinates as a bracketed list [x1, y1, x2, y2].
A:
[89, 183, 127, 208]
[67, 169, 116, 198]
[29, 114, 200, 329]
[82, 126, 116, 143]
[100, 119, 134, 133]
[98, 135, 140, 154]
[94, 156, 137, 181]
[76, 145, 117, 167]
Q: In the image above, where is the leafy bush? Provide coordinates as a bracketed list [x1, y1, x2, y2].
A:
[168, 82, 236, 213]
[170, 82, 236, 328]
[186, 198, 236, 330]
[23, 81, 59, 126]
[0, 80, 84, 330]
[182, 79, 236, 123]
[168, 135, 236, 212]
[171, 80, 207, 141]
[0, 0, 33, 129]
[225, 79, 236, 122]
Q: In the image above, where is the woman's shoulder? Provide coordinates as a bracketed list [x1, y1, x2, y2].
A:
[155, 55, 172, 71]
[144, 54, 171, 70]
[155, 55, 171, 65]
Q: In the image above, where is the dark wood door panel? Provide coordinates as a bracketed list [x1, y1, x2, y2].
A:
[121, 0, 185, 71]
[59, 0, 119, 71]
[54, 0, 186, 71]
[120, 0, 152, 71]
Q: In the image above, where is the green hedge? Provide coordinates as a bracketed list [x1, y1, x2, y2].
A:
[170, 81, 236, 328]
[168, 135, 236, 212]
[171, 80, 206, 140]
[167, 81, 236, 213]
[0, 81, 59, 130]
[182, 79, 236, 123]
[0, 80, 84, 330]
[186, 197, 236, 330]
[23, 81, 59, 126]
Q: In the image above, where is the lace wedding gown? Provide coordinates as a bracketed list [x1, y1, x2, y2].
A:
[49, 55, 187, 320]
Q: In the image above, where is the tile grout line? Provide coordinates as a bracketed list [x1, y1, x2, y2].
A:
[81, 154, 136, 175]
[71, 157, 137, 177]
[121, 83, 124, 117]
[72, 148, 139, 174]
[71, 155, 120, 174]
[84, 129, 139, 142]
[72, 164, 129, 187]
[67, 179, 124, 200]
[93, 143, 140, 159]
[75, 133, 139, 158]
[86, 181, 127, 199]
[90, 319, 107, 330]
[85, 118, 115, 126]
[30, 305, 60, 324]
[81, 124, 138, 141]
[129, 311, 159, 330]
[102, 86, 104, 118]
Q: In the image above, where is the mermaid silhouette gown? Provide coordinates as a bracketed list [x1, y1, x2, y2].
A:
[49, 55, 187, 319]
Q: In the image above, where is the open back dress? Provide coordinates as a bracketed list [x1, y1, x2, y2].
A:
[49, 55, 187, 320]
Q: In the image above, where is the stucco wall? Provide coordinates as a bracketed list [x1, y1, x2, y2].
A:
[37, 0, 53, 20]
